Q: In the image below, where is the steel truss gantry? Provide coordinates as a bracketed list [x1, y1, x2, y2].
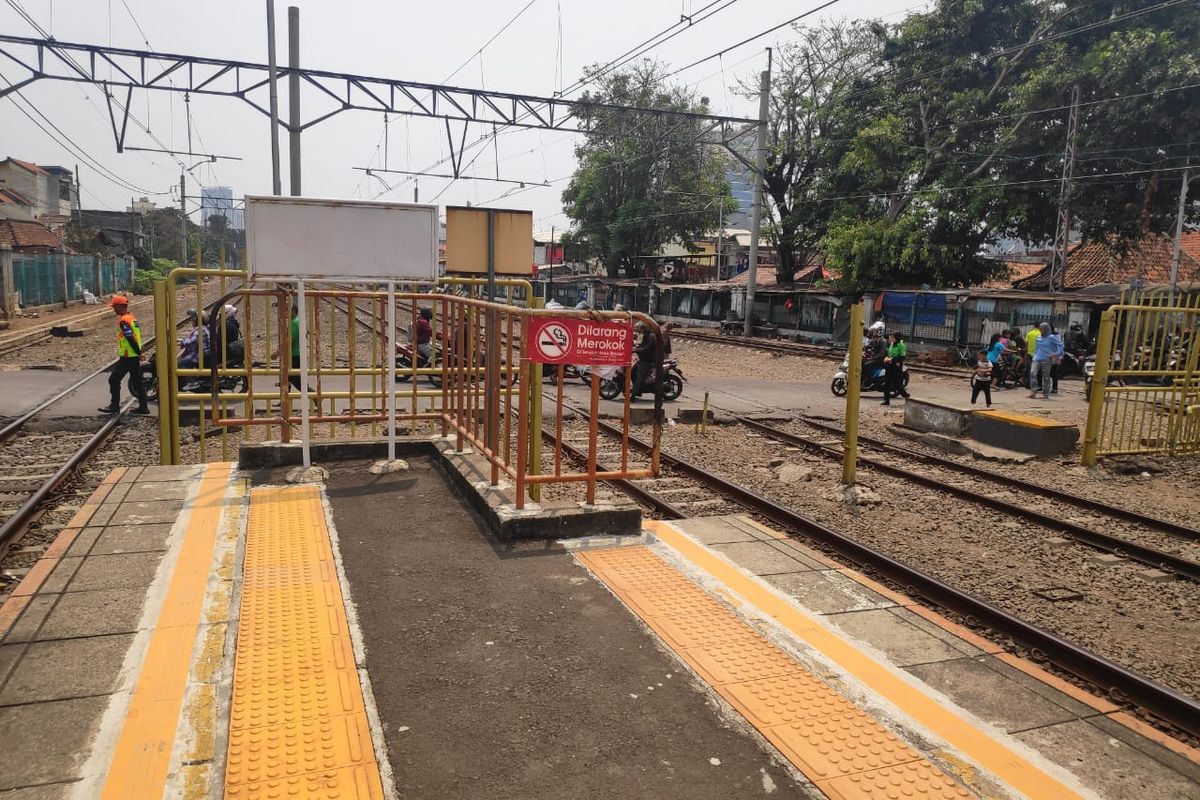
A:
[0, 34, 758, 171]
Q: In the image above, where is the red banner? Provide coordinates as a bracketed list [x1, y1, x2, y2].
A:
[527, 317, 634, 366]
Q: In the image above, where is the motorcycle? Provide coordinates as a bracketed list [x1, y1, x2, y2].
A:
[395, 342, 443, 387]
[831, 357, 909, 397]
[1084, 348, 1122, 401]
[597, 358, 685, 401]
[143, 340, 248, 401]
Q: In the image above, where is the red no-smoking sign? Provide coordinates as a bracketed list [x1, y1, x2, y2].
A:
[527, 317, 633, 366]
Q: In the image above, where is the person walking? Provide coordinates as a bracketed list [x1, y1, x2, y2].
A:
[881, 331, 908, 405]
[1027, 322, 1062, 400]
[970, 349, 993, 407]
[98, 295, 150, 415]
[270, 303, 303, 392]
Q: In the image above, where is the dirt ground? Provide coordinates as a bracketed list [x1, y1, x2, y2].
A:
[306, 457, 813, 800]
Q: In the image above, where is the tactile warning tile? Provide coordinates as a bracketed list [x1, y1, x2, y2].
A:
[819, 763, 974, 800]
[576, 545, 979, 798]
[722, 673, 860, 728]
[765, 710, 924, 781]
[224, 486, 384, 799]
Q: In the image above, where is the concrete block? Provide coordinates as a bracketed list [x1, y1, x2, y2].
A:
[902, 398, 973, 436]
[1135, 568, 1173, 583]
[1090, 553, 1124, 565]
[675, 407, 715, 424]
[969, 409, 1079, 458]
[1044, 537, 1071, 549]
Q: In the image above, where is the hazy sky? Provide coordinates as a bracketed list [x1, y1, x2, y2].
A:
[0, 0, 921, 228]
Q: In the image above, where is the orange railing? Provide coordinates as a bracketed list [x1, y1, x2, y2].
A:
[159, 281, 661, 508]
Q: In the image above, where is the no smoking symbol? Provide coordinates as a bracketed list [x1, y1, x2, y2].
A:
[537, 322, 571, 359]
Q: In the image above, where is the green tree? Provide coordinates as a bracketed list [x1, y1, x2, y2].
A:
[821, 0, 1199, 290]
[739, 21, 881, 285]
[1001, 2, 1200, 246]
[822, 0, 1056, 290]
[562, 61, 735, 278]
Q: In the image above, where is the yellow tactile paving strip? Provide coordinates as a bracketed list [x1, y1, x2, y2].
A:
[224, 485, 384, 800]
[647, 521, 1090, 800]
[99, 463, 234, 800]
[576, 546, 973, 800]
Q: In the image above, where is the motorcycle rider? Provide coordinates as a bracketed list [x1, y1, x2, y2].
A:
[631, 323, 658, 398]
[863, 328, 887, 386]
[1066, 322, 1089, 356]
[414, 307, 434, 364]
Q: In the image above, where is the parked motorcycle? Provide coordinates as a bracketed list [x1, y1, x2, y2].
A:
[1084, 348, 1122, 401]
[597, 359, 685, 401]
[831, 357, 909, 397]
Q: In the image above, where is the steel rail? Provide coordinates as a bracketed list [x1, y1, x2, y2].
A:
[670, 329, 969, 378]
[738, 417, 1200, 581]
[0, 293, 233, 445]
[791, 415, 1200, 542]
[0, 290, 236, 559]
[0, 399, 132, 558]
[577, 415, 1200, 737]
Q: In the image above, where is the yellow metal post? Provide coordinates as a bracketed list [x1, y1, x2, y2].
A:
[1082, 309, 1116, 466]
[527, 296, 544, 502]
[842, 302, 864, 485]
[153, 279, 173, 465]
[696, 391, 710, 433]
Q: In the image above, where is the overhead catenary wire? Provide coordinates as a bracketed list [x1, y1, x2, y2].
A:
[0, 72, 169, 195]
[373, 0, 749, 200]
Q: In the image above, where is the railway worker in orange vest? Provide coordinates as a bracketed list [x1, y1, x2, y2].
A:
[98, 295, 151, 416]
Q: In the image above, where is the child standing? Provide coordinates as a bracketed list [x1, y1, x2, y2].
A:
[971, 349, 993, 406]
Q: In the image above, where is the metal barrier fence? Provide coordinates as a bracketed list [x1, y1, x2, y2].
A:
[1082, 289, 1200, 464]
[156, 271, 661, 508]
[12, 254, 133, 306]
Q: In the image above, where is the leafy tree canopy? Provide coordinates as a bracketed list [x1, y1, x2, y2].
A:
[562, 61, 736, 278]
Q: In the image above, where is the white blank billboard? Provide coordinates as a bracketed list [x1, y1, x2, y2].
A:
[245, 196, 438, 282]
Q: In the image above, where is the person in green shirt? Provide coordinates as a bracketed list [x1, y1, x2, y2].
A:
[271, 303, 303, 391]
[1025, 325, 1042, 366]
[881, 331, 909, 405]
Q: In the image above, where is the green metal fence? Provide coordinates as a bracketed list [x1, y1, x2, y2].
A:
[11, 254, 133, 307]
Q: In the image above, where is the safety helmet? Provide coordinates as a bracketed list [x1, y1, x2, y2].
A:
[109, 294, 129, 307]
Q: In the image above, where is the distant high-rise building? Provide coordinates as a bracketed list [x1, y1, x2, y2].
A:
[200, 186, 244, 230]
[724, 168, 753, 229]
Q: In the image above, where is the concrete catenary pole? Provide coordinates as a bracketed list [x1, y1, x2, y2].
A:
[1168, 166, 1192, 305]
[179, 171, 187, 266]
[266, 0, 282, 195]
[744, 51, 771, 337]
[288, 6, 301, 196]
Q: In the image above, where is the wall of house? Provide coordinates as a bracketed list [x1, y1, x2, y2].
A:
[0, 163, 44, 215]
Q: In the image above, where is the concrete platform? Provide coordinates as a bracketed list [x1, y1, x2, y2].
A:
[1, 464, 1195, 800]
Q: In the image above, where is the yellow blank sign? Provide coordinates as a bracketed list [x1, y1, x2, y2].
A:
[445, 206, 533, 275]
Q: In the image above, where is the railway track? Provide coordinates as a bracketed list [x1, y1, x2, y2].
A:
[0, 292, 237, 561]
[738, 417, 1200, 581]
[542, 410, 1200, 739]
[671, 328, 969, 379]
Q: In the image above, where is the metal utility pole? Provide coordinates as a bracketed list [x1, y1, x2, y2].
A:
[1049, 84, 1081, 293]
[744, 50, 771, 337]
[287, 5, 301, 196]
[1169, 164, 1194, 304]
[266, 0, 282, 195]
